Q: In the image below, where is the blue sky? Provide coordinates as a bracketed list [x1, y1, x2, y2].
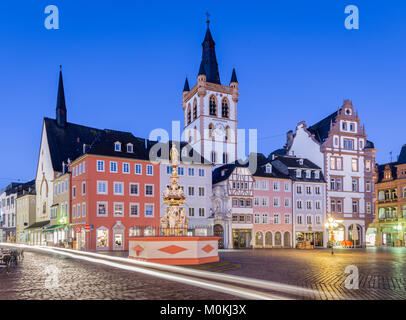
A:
[0, 0, 405, 187]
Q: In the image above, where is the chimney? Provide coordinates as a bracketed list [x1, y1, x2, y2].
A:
[286, 130, 294, 149]
[83, 144, 87, 154]
[62, 161, 65, 174]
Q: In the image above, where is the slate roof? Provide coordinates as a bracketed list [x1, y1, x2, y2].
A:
[44, 117, 103, 172]
[271, 155, 326, 183]
[307, 111, 338, 143]
[198, 26, 221, 84]
[212, 162, 249, 185]
[230, 68, 238, 83]
[376, 144, 406, 183]
[307, 110, 375, 149]
[2, 180, 35, 195]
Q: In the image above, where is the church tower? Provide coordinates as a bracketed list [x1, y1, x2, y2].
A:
[182, 18, 239, 165]
[56, 66, 67, 128]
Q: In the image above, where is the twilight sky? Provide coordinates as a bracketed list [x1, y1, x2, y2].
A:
[0, 0, 405, 187]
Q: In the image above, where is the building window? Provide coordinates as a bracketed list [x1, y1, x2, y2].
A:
[113, 182, 124, 195]
[209, 95, 217, 116]
[222, 152, 228, 164]
[306, 201, 312, 210]
[129, 183, 139, 196]
[284, 183, 290, 192]
[306, 215, 312, 225]
[82, 202, 86, 218]
[273, 181, 280, 191]
[188, 186, 195, 196]
[114, 203, 124, 217]
[145, 185, 154, 196]
[344, 139, 354, 150]
[127, 143, 133, 153]
[145, 204, 154, 217]
[188, 168, 194, 176]
[254, 214, 260, 224]
[110, 161, 118, 173]
[198, 169, 205, 177]
[284, 198, 291, 208]
[315, 201, 321, 210]
[114, 142, 121, 152]
[296, 170, 301, 178]
[352, 158, 358, 172]
[366, 202, 371, 214]
[306, 186, 312, 195]
[187, 105, 191, 124]
[352, 200, 358, 213]
[97, 202, 108, 216]
[77, 204, 81, 218]
[72, 186, 76, 199]
[72, 205, 76, 219]
[82, 182, 86, 195]
[262, 213, 268, 224]
[135, 164, 142, 175]
[199, 208, 205, 217]
[97, 181, 108, 194]
[315, 215, 321, 224]
[198, 187, 205, 197]
[146, 165, 153, 176]
[365, 160, 371, 172]
[352, 179, 358, 192]
[123, 163, 130, 174]
[296, 185, 302, 194]
[221, 99, 229, 118]
[129, 203, 139, 217]
[211, 151, 216, 164]
[273, 197, 279, 207]
[262, 197, 269, 207]
[297, 200, 302, 209]
[254, 197, 259, 206]
[273, 214, 280, 224]
[284, 214, 291, 224]
[193, 100, 197, 120]
[188, 208, 195, 217]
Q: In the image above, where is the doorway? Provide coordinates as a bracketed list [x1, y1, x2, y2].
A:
[233, 229, 252, 248]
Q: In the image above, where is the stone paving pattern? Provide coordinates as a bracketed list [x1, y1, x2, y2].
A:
[0, 250, 236, 300]
[1, 247, 405, 299]
[213, 247, 406, 300]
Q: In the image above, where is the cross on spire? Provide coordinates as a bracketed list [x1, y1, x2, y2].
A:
[206, 11, 210, 28]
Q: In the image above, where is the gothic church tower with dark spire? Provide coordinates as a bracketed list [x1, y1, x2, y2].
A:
[182, 17, 239, 165]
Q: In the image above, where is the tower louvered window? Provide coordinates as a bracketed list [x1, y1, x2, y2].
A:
[209, 96, 217, 116]
[222, 99, 229, 118]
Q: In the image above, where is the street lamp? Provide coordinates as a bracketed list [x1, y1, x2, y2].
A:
[325, 216, 338, 255]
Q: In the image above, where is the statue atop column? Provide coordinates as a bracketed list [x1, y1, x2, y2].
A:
[161, 143, 188, 235]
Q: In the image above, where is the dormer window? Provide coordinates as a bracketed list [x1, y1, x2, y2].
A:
[315, 171, 320, 179]
[296, 169, 301, 178]
[345, 108, 352, 115]
[298, 159, 304, 165]
[265, 164, 272, 173]
[127, 143, 133, 153]
[114, 142, 121, 152]
[306, 170, 311, 178]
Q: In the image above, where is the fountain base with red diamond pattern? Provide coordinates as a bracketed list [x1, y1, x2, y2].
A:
[128, 144, 219, 265]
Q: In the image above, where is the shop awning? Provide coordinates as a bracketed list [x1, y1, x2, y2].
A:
[25, 220, 50, 230]
[42, 224, 67, 233]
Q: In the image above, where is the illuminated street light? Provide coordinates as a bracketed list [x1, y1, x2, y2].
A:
[325, 216, 339, 255]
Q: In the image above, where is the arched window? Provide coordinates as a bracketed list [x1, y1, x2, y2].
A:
[255, 232, 263, 247]
[222, 152, 228, 164]
[221, 98, 229, 118]
[187, 104, 191, 125]
[209, 96, 217, 116]
[208, 123, 214, 140]
[275, 231, 282, 246]
[225, 126, 231, 142]
[211, 151, 217, 164]
[194, 126, 197, 142]
[129, 226, 141, 237]
[193, 99, 197, 120]
[283, 232, 291, 247]
[265, 231, 273, 247]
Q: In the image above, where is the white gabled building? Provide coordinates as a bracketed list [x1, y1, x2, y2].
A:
[287, 100, 376, 246]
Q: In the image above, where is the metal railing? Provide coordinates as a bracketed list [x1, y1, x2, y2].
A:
[129, 225, 214, 237]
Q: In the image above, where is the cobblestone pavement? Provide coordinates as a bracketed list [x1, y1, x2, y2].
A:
[0, 250, 236, 300]
[212, 247, 406, 300]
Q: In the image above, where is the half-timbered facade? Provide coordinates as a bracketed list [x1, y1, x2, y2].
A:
[212, 164, 254, 248]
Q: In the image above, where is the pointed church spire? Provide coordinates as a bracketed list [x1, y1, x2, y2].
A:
[56, 65, 67, 127]
[183, 77, 190, 92]
[198, 13, 221, 84]
[230, 67, 238, 84]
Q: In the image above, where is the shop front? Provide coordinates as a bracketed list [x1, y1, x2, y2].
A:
[296, 231, 324, 248]
[232, 229, 252, 248]
[96, 226, 109, 251]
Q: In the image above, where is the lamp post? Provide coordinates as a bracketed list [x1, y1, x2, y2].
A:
[325, 216, 338, 255]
